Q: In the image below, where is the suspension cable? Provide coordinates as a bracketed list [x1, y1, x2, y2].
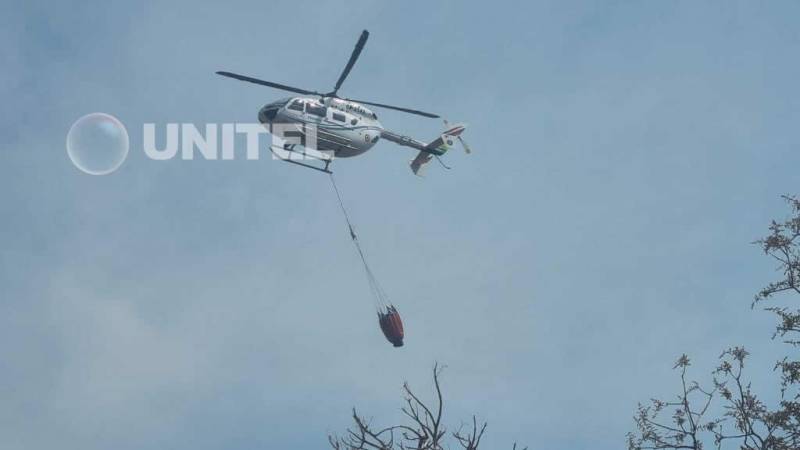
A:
[329, 173, 389, 308]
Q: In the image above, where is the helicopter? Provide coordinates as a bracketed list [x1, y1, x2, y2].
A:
[217, 30, 471, 175]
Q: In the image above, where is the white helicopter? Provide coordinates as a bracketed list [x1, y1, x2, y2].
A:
[217, 30, 471, 175]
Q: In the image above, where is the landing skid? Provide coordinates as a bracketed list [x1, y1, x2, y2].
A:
[269, 143, 334, 174]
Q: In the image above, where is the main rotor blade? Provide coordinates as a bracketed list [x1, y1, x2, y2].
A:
[216, 71, 321, 96]
[332, 30, 369, 95]
[345, 98, 440, 118]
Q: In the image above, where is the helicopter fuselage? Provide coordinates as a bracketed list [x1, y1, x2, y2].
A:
[258, 97, 384, 158]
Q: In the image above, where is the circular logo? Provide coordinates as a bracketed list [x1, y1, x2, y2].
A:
[66, 113, 130, 175]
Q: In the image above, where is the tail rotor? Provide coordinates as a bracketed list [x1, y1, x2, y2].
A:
[443, 119, 473, 154]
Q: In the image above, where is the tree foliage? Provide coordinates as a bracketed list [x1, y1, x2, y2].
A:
[629, 196, 800, 450]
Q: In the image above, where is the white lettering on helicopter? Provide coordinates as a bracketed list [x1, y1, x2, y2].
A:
[330, 101, 374, 118]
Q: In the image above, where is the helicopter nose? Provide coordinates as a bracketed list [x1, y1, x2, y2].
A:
[259, 107, 279, 123]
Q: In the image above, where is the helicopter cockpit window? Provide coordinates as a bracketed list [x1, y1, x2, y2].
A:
[288, 100, 304, 112]
[306, 102, 327, 117]
[332, 112, 346, 122]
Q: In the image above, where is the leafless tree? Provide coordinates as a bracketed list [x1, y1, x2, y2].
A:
[328, 363, 525, 450]
[629, 195, 800, 450]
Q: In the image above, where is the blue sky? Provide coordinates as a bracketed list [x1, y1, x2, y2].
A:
[2, 1, 800, 449]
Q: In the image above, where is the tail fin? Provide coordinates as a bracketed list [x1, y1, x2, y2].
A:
[409, 152, 434, 176]
[409, 124, 467, 176]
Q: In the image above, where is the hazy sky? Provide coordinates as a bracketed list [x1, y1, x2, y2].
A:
[3, 1, 800, 449]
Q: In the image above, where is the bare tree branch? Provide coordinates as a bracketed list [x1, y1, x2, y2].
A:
[329, 363, 523, 450]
